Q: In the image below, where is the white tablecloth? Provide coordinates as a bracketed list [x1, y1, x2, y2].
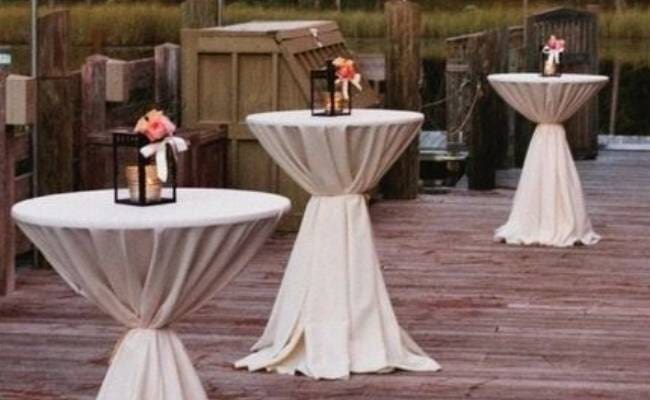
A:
[488, 73, 608, 247]
[235, 110, 440, 379]
[12, 189, 290, 400]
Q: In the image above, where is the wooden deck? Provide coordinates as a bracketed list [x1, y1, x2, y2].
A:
[1, 150, 649, 400]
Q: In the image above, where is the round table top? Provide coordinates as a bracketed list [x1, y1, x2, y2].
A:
[488, 73, 609, 85]
[246, 109, 424, 128]
[12, 189, 291, 230]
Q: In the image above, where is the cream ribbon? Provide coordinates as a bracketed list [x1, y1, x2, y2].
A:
[140, 136, 189, 182]
[543, 47, 563, 65]
[309, 28, 323, 48]
[337, 74, 362, 100]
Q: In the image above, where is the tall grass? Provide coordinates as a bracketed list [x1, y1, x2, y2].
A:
[0, 5, 30, 44]
[1, 3, 650, 46]
[600, 7, 650, 40]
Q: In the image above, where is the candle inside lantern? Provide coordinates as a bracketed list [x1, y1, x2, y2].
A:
[125, 164, 162, 202]
[322, 91, 347, 113]
[544, 58, 557, 76]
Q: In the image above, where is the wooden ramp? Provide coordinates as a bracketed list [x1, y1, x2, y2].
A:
[1, 150, 649, 400]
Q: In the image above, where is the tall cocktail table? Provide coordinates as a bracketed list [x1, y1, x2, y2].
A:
[235, 109, 440, 379]
[488, 73, 608, 247]
[12, 189, 290, 399]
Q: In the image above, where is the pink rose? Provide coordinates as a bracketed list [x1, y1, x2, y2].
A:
[133, 109, 176, 142]
[546, 35, 565, 51]
[145, 114, 175, 142]
[333, 57, 358, 81]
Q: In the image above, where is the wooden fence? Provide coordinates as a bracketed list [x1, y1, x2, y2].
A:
[446, 6, 600, 190]
[0, 11, 227, 296]
[0, 73, 36, 295]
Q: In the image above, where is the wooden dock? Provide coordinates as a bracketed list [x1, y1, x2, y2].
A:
[1, 150, 649, 400]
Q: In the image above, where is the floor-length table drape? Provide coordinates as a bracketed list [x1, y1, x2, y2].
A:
[12, 189, 290, 399]
[235, 110, 440, 379]
[488, 73, 608, 247]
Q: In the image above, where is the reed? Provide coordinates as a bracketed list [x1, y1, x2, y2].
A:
[1, 3, 650, 46]
[600, 7, 650, 40]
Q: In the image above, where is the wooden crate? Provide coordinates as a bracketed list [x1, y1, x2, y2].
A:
[181, 21, 380, 229]
[84, 127, 227, 190]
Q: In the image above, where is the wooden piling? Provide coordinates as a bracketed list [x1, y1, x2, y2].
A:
[155, 44, 181, 124]
[37, 10, 69, 79]
[381, 0, 421, 200]
[446, 29, 510, 190]
[37, 10, 75, 196]
[80, 55, 108, 189]
[0, 71, 15, 295]
[181, 0, 216, 29]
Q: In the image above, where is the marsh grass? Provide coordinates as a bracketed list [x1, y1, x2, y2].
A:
[600, 7, 650, 40]
[1, 3, 650, 46]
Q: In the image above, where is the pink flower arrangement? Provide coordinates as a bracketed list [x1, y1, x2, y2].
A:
[333, 57, 359, 82]
[332, 57, 362, 99]
[545, 35, 566, 52]
[134, 110, 176, 142]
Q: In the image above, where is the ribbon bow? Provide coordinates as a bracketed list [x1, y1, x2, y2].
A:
[309, 28, 323, 48]
[332, 57, 362, 100]
[140, 136, 189, 182]
[543, 36, 565, 65]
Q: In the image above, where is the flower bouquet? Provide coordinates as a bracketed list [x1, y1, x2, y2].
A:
[541, 35, 565, 77]
[332, 57, 362, 102]
[125, 110, 188, 203]
[311, 57, 362, 116]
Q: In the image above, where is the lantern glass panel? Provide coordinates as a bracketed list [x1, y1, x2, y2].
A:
[112, 130, 177, 206]
[310, 60, 351, 117]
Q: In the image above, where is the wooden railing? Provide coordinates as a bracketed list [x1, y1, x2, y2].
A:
[0, 73, 37, 295]
[80, 45, 226, 191]
[0, 42, 226, 296]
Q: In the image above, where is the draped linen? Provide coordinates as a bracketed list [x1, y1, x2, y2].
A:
[488, 73, 608, 247]
[12, 189, 290, 400]
[235, 110, 440, 379]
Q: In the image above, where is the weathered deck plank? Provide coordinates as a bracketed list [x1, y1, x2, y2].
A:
[1, 150, 649, 400]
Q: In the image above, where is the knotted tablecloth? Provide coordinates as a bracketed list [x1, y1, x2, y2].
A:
[235, 110, 440, 379]
[12, 189, 290, 399]
[488, 73, 608, 247]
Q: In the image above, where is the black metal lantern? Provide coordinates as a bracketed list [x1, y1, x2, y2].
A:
[540, 49, 562, 77]
[112, 130, 177, 206]
[310, 59, 351, 116]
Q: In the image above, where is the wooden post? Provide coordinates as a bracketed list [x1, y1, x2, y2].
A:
[181, 0, 216, 29]
[0, 71, 16, 295]
[381, 0, 421, 200]
[607, 3, 620, 136]
[80, 55, 108, 189]
[522, 0, 529, 45]
[471, 29, 510, 190]
[37, 10, 74, 196]
[37, 10, 69, 79]
[155, 44, 181, 124]
[446, 29, 510, 190]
